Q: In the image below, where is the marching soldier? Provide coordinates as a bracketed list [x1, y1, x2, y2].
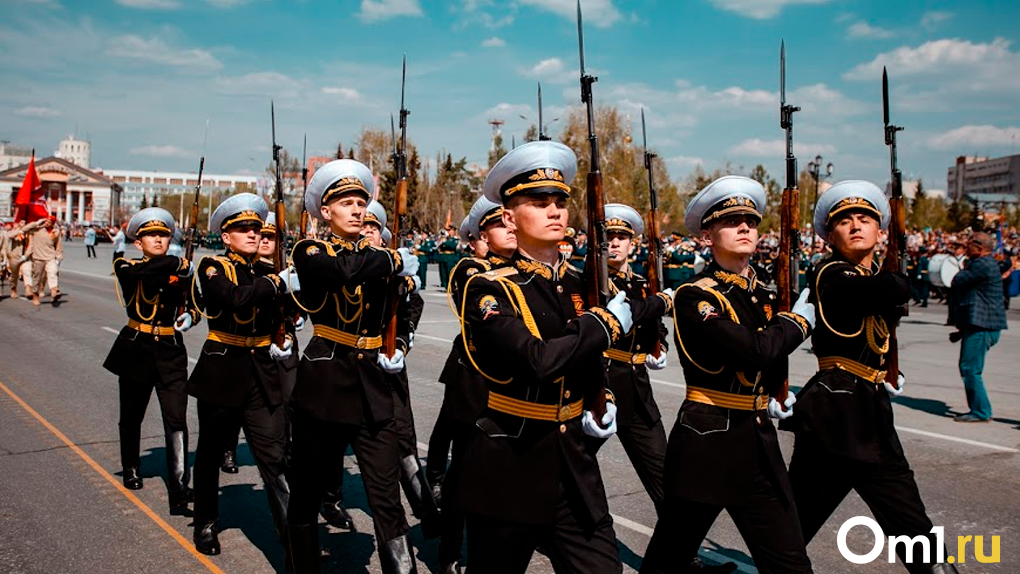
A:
[284, 159, 421, 574]
[597, 203, 673, 511]
[103, 207, 195, 514]
[458, 141, 632, 573]
[784, 181, 959, 573]
[640, 176, 815, 574]
[187, 193, 298, 557]
[437, 227, 459, 289]
[426, 196, 516, 574]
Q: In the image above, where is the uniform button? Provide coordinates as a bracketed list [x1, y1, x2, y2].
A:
[751, 296, 757, 303]
[559, 424, 566, 433]
[756, 415, 762, 426]
[357, 353, 364, 360]
[564, 390, 571, 399]
[365, 303, 370, 309]
[635, 345, 641, 351]
[556, 285, 563, 293]
[362, 329, 368, 334]
[251, 349, 255, 355]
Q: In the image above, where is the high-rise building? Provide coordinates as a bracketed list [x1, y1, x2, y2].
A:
[56, 135, 91, 169]
[947, 154, 1020, 201]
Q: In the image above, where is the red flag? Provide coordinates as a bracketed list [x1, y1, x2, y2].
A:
[14, 155, 49, 223]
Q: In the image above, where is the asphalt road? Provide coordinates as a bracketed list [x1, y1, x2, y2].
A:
[0, 243, 1017, 573]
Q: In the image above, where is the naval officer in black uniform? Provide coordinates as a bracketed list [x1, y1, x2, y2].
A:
[104, 207, 196, 514]
[458, 141, 633, 574]
[187, 193, 298, 556]
[640, 176, 816, 574]
[784, 181, 959, 573]
[284, 159, 421, 574]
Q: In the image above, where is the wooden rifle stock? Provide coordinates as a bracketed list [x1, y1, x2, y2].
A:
[383, 176, 409, 356]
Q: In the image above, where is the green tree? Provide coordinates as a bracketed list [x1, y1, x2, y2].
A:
[488, 132, 507, 169]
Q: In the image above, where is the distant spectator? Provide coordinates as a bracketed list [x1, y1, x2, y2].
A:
[84, 226, 97, 258]
[950, 232, 1008, 423]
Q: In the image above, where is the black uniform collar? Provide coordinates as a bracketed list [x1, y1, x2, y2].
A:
[709, 261, 757, 291]
[512, 250, 567, 281]
[328, 233, 370, 251]
[831, 250, 878, 276]
[487, 253, 509, 267]
[609, 265, 632, 281]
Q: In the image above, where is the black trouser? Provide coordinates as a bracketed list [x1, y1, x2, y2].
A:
[616, 414, 667, 509]
[641, 469, 812, 574]
[438, 418, 474, 565]
[86, 245, 96, 258]
[193, 382, 289, 535]
[789, 436, 938, 573]
[118, 375, 190, 494]
[465, 491, 622, 574]
[287, 412, 407, 542]
[426, 410, 456, 487]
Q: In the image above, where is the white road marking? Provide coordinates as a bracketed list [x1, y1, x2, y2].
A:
[417, 319, 459, 324]
[414, 334, 454, 344]
[895, 426, 1019, 453]
[61, 268, 116, 281]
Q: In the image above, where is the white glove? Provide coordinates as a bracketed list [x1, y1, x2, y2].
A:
[884, 373, 905, 397]
[179, 260, 194, 277]
[410, 274, 422, 292]
[397, 248, 419, 277]
[605, 291, 634, 334]
[768, 393, 796, 420]
[645, 352, 668, 370]
[582, 403, 618, 438]
[790, 288, 815, 330]
[174, 312, 193, 332]
[277, 266, 300, 293]
[378, 349, 406, 374]
[294, 315, 305, 331]
[269, 337, 293, 361]
[660, 287, 675, 303]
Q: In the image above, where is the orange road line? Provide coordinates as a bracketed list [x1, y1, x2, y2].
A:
[0, 378, 226, 574]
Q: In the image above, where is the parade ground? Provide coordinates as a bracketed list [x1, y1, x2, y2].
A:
[0, 243, 1017, 574]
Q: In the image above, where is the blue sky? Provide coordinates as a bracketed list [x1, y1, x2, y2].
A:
[3, 0, 1019, 194]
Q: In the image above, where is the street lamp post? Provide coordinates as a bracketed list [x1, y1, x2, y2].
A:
[806, 154, 834, 254]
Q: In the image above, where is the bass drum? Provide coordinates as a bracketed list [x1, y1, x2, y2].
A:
[928, 253, 961, 288]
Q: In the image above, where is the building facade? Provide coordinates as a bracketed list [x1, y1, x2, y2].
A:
[0, 157, 119, 224]
[947, 154, 1020, 201]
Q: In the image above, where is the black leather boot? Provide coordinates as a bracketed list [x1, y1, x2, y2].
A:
[166, 430, 193, 514]
[260, 469, 290, 544]
[379, 535, 418, 574]
[320, 499, 354, 530]
[438, 561, 461, 574]
[399, 455, 441, 540]
[194, 521, 220, 555]
[931, 561, 961, 573]
[688, 557, 737, 573]
[221, 450, 238, 474]
[123, 466, 143, 490]
[287, 524, 320, 574]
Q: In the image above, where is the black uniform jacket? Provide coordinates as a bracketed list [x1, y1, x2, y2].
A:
[288, 235, 404, 425]
[104, 255, 194, 385]
[667, 263, 810, 506]
[604, 267, 671, 425]
[187, 251, 286, 408]
[455, 251, 623, 526]
[437, 254, 510, 425]
[782, 253, 911, 463]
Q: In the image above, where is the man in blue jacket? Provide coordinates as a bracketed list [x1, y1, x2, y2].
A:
[950, 232, 1008, 422]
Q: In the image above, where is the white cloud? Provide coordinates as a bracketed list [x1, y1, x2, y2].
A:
[928, 125, 1020, 150]
[531, 58, 564, 76]
[482, 102, 533, 120]
[666, 155, 705, 169]
[14, 106, 62, 118]
[481, 36, 505, 48]
[130, 145, 190, 158]
[707, 0, 832, 20]
[357, 0, 423, 23]
[115, 0, 181, 8]
[523, 57, 577, 85]
[517, 0, 621, 28]
[321, 86, 362, 104]
[728, 138, 835, 157]
[106, 35, 222, 71]
[844, 37, 1020, 82]
[213, 72, 301, 98]
[920, 11, 952, 30]
[846, 22, 894, 39]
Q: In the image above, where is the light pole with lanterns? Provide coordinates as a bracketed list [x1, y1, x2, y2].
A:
[807, 154, 834, 253]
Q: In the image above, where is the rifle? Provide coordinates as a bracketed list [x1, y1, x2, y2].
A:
[577, 0, 611, 421]
[299, 134, 309, 239]
[777, 40, 801, 405]
[270, 100, 289, 347]
[537, 82, 551, 142]
[882, 67, 906, 390]
[178, 121, 207, 320]
[640, 108, 663, 358]
[383, 56, 410, 358]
